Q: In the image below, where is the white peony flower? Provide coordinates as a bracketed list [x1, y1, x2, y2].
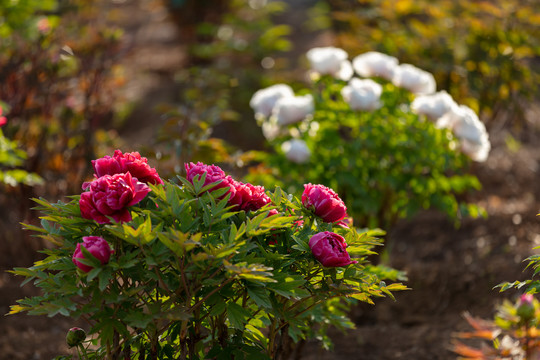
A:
[352, 51, 398, 80]
[306, 46, 353, 81]
[411, 91, 458, 120]
[438, 105, 491, 162]
[341, 78, 383, 111]
[249, 84, 294, 118]
[442, 105, 486, 142]
[281, 139, 311, 164]
[460, 136, 491, 162]
[272, 94, 314, 126]
[392, 63, 436, 95]
[336, 60, 354, 81]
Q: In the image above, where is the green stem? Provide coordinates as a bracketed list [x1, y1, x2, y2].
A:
[189, 277, 236, 312]
[78, 343, 90, 360]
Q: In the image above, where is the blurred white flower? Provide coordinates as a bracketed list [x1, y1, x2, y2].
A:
[352, 51, 398, 80]
[282, 139, 311, 164]
[261, 118, 281, 141]
[499, 336, 525, 360]
[341, 78, 382, 111]
[392, 64, 436, 95]
[250, 84, 294, 118]
[273, 94, 314, 126]
[411, 91, 458, 120]
[306, 47, 353, 81]
[441, 105, 485, 141]
[438, 105, 491, 162]
[460, 136, 491, 162]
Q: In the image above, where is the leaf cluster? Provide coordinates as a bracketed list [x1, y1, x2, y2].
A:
[10, 178, 406, 359]
[0, 129, 43, 187]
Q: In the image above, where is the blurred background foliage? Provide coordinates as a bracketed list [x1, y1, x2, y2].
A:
[0, 0, 538, 265]
[326, 0, 540, 134]
[149, 0, 294, 179]
[0, 0, 127, 264]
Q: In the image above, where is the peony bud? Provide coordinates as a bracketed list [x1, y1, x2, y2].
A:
[517, 294, 535, 322]
[72, 236, 113, 273]
[185, 162, 229, 190]
[309, 231, 357, 267]
[302, 183, 347, 223]
[66, 327, 86, 347]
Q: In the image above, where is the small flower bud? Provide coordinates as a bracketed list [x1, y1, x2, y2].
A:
[66, 327, 86, 348]
[517, 294, 535, 322]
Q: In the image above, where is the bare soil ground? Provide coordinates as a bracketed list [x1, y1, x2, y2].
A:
[1, 1, 539, 359]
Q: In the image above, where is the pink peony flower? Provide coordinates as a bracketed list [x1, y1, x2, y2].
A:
[267, 209, 280, 217]
[309, 231, 357, 267]
[72, 236, 113, 273]
[0, 105, 7, 127]
[228, 181, 271, 212]
[80, 172, 150, 224]
[302, 183, 348, 223]
[92, 150, 163, 185]
[185, 162, 229, 189]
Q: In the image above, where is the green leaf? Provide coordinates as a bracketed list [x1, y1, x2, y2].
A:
[247, 286, 272, 308]
[124, 311, 154, 329]
[227, 303, 250, 329]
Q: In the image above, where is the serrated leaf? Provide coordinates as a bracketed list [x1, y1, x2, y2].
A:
[227, 303, 249, 329]
[247, 286, 272, 308]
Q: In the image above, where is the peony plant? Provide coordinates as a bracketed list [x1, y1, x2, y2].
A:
[454, 217, 540, 359]
[9, 151, 406, 359]
[247, 47, 489, 230]
[453, 294, 540, 359]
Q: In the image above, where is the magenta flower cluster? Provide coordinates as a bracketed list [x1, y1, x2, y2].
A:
[80, 150, 159, 224]
[74, 156, 358, 272]
[74, 150, 163, 272]
[186, 162, 355, 268]
[185, 162, 271, 212]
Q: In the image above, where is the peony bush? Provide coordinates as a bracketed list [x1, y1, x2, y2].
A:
[453, 294, 540, 359]
[248, 47, 489, 229]
[453, 216, 540, 359]
[9, 151, 406, 359]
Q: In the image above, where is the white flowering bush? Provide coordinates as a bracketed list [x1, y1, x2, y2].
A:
[247, 48, 489, 229]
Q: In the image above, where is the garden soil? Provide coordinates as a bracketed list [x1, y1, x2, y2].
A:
[1, 1, 540, 359]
